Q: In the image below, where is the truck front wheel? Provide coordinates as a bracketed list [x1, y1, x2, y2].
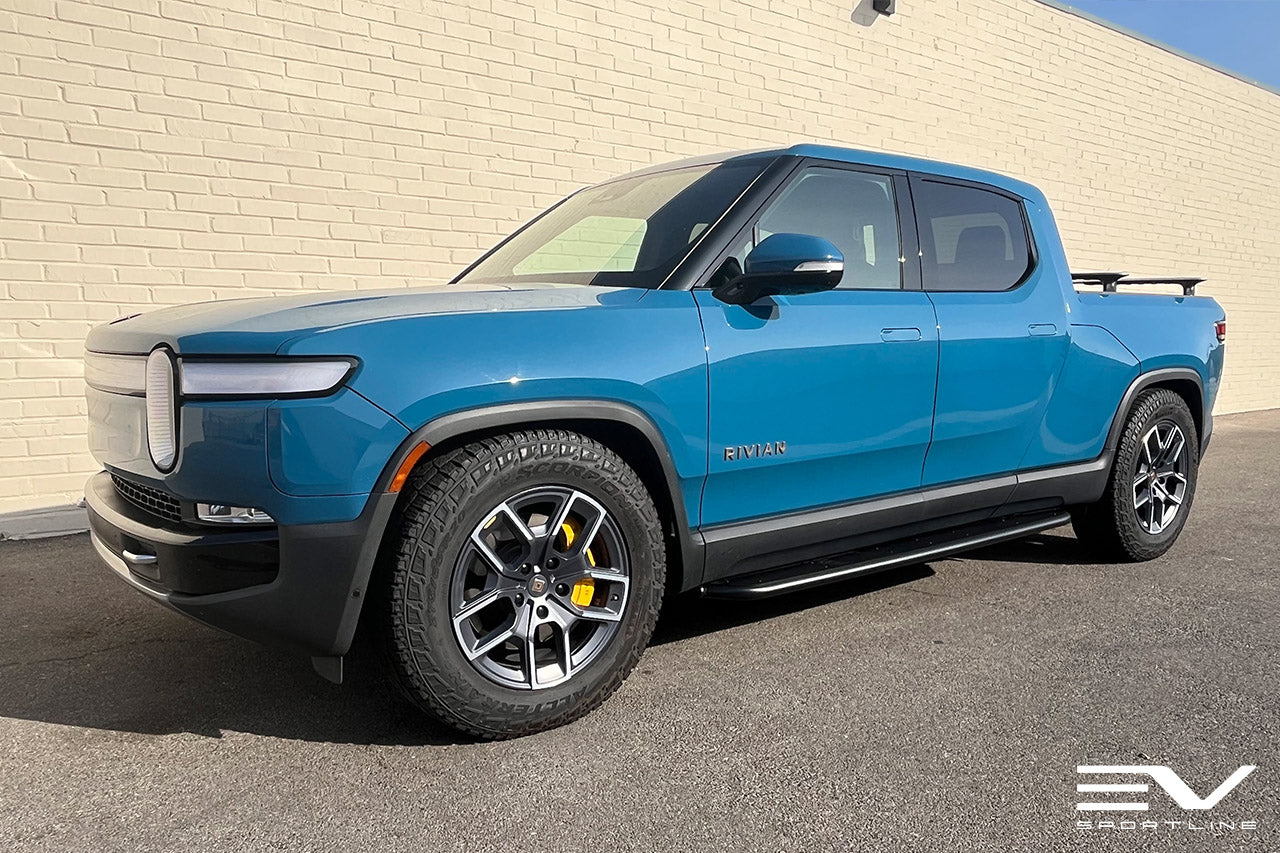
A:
[378, 429, 666, 739]
[1071, 388, 1200, 561]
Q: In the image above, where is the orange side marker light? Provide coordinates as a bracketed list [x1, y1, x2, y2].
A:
[388, 442, 430, 493]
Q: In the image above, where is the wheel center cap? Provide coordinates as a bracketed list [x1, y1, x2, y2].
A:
[529, 575, 548, 596]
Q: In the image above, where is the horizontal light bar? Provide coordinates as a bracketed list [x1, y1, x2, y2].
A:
[85, 353, 355, 399]
[180, 359, 355, 398]
[84, 352, 146, 395]
[196, 503, 275, 524]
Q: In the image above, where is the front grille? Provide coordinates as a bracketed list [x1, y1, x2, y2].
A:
[111, 473, 182, 524]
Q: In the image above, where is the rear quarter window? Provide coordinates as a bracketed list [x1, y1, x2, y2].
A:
[914, 180, 1031, 292]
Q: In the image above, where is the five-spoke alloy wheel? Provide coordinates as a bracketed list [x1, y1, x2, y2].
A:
[379, 429, 666, 739]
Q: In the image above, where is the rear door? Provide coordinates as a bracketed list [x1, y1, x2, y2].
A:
[910, 175, 1070, 486]
[695, 163, 939, 529]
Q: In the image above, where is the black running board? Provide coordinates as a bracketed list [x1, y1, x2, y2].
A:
[699, 511, 1071, 600]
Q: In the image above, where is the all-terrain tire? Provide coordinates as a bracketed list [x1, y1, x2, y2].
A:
[378, 429, 666, 739]
[1070, 388, 1199, 562]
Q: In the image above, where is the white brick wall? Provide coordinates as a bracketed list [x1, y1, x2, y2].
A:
[1, 0, 1278, 513]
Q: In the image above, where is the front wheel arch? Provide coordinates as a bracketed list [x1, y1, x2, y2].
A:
[377, 427, 668, 738]
[369, 402, 700, 597]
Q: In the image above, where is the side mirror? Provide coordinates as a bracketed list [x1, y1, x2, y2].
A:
[712, 233, 844, 306]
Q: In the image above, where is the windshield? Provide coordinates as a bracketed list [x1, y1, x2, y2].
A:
[457, 159, 768, 288]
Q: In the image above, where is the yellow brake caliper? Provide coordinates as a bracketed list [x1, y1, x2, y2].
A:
[559, 521, 597, 607]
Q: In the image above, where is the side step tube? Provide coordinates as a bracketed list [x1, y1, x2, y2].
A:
[700, 511, 1071, 600]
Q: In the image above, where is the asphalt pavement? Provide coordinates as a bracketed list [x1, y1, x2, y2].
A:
[1, 410, 1277, 852]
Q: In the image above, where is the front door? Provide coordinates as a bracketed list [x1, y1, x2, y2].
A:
[695, 164, 939, 529]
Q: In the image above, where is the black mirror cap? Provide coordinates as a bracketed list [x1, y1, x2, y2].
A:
[712, 266, 843, 306]
[712, 232, 845, 305]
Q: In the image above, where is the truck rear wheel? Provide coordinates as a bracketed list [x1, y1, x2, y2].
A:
[1071, 388, 1199, 561]
[378, 429, 666, 739]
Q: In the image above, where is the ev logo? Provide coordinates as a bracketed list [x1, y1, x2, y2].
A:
[1076, 765, 1257, 812]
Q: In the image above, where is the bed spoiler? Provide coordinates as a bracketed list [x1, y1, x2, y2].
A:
[1071, 271, 1204, 297]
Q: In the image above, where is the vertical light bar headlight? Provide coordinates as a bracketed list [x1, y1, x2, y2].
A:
[145, 348, 177, 472]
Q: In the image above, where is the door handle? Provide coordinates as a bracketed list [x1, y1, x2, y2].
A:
[1028, 323, 1058, 336]
[880, 327, 922, 342]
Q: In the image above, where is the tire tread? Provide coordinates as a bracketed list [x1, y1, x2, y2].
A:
[379, 429, 665, 739]
[1071, 388, 1198, 562]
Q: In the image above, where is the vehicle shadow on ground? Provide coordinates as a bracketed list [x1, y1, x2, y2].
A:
[652, 563, 935, 646]
[652, 531, 1090, 645]
[0, 563, 936, 746]
[0, 537, 456, 745]
[0, 532, 1083, 746]
[960, 532, 1091, 566]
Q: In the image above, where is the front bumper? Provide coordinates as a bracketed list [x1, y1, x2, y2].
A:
[86, 470, 397, 659]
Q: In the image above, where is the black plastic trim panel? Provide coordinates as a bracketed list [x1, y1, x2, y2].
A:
[1102, 367, 1207, 453]
[374, 400, 704, 592]
[700, 455, 1107, 583]
[89, 472, 278, 594]
[86, 469, 397, 661]
[702, 511, 1070, 599]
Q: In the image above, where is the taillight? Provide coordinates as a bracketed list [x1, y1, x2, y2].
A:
[1215, 320, 1226, 343]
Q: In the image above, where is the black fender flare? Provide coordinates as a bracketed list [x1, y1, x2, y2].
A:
[1103, 367, 1208, 455]
[368, 399, 703, 589]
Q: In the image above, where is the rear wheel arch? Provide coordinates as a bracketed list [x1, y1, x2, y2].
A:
[1105, 367, 1205, 453]
[1073, 386, 1199, 561]
[1146, 377, 1203, 444]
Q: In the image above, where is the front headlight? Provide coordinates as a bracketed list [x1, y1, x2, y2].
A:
[95, 351, 355, 473]
[180, 359, 355, 398]
[145, 348, 177, 472]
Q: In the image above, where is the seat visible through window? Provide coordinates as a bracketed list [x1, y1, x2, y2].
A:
[914, 179, 1031, 292]
[754, 167, 902, 290]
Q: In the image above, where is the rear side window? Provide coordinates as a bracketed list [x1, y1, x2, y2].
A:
[914, 180, 1031, 292]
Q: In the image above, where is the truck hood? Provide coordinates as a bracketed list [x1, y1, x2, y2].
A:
[85, 281, 645, 355]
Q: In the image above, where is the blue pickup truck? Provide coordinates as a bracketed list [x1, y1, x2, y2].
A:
[84, 145, 1225, 738]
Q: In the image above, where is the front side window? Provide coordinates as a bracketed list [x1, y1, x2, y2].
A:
[720, 167, 902, 291]
[459, 160, 767, 288]
[914, 180, 1032, 292]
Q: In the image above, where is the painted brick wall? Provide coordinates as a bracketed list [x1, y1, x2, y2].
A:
[1, 0, 1278, 513]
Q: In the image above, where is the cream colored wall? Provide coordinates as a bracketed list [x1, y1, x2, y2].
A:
[2, 0, 1278, 514]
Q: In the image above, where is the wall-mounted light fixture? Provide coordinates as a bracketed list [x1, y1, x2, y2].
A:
[873, 0, 895, 14]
